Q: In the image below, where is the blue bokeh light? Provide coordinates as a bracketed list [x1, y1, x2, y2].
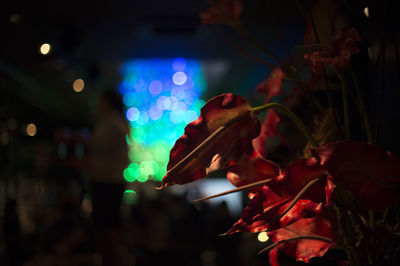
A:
[120, 58, 206, 182]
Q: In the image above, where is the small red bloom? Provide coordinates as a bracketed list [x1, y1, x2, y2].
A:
[159, 93, 260, 188]
[311, 140, 400, 211]
[200, 0, 243, 27]
[268, 216, 335, 266]
[304, 27, 362, 73]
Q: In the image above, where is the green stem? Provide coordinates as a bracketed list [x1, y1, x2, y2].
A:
[337, 73, 350, 139]
[350, 68, 373, 143]
[252, 102, 319, 147]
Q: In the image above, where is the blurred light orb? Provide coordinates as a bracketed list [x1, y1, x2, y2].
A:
[39, 43, 51, 55]
[9, 14, 22, 24]
[149, 106, 162, 120]
[172, 71, 187, 85]
[149, 80, 163, 94]
[364, 7, 369, 18]
[257, 232, 269, 242]
[26, 123, 37, 136]
[7, 118, 17, 130]
[120, 58, 205, 183]
[126, 107, 139, 121]
[73, 79, 85, 92]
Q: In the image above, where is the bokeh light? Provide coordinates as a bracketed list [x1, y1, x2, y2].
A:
[39, 43, 51, 55]
[364, 7, 369, 18]
[73, 79, 85, 92]
[120, 58, 206, 183]
[257, 232, 269, 242]
[26, 123, 37, 136]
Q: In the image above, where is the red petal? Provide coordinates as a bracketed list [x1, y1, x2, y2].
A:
[160, 93, 260, 188]
[200, 0, 243, 26]
[268, 216, 335, 264]
[256, 68, 285, 102]
[226, 189, 322, 234]
[311, 140, 400, 211]
[226, 151, 280, 188]
[252, 109, 285, 158]
[280, 158, 327, 203]
[225, 157, 330, 234]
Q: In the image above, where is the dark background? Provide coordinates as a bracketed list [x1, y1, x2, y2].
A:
[1, 0, 399, 265]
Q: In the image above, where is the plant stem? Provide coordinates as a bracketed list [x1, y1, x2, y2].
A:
[350, 68, 373, 142]
[252, 102, 319, 147]
[337, 73, 350, 139]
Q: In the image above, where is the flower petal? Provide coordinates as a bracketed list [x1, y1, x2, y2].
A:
[225, 157, 330, 234]
[252, 109, 286, 158]
[256, 67, 285, 102]
[311, 140, 400, 211]
[160, 93, 260, 188]
[268, 216, 335, 264]
[226, 150, 280, 188]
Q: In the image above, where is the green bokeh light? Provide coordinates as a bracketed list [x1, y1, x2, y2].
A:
[120, 58, 206, 184]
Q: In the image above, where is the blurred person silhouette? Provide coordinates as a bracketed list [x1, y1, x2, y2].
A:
[88, 89, 130, 266]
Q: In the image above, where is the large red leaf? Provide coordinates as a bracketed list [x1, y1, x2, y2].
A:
[225, 158, 331, 234]
[268, 216, 335, 265]
[159, 93, 260, 188]
[311, 140, 400, 211]
[226, 150, 280, 188]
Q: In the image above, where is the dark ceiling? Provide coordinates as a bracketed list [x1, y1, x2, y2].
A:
[1, 0, 384, 136]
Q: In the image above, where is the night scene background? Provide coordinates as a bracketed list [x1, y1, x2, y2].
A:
[1, 0, 399, 266]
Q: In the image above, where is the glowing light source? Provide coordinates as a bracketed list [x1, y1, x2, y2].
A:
[39, 43, 51, 55]
[73, 79, 85, 92]
[257, 232, 269, 242]
[149, 80, 163, 94]
[123, 189, 138, 205]
[126, 107, 139, 121]
[172, 71, 187, 85]
[364, 7, 369, 18]
[26, 123, 37, 136]
[120, 58, 205, 182]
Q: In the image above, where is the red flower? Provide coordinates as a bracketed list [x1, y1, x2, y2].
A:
[225, 158, 335, 234]
[159, 93, 260, 188]
[200, 0, 243, 27]
[311, 140, 400, 211]
[226, 150, 280, 188]
[268, 216, 335, 266]
[253, 68, 286, 156]
[256, 67, 285, 102]
[252, 109, 286, 157]
[304, 28, 362, 73]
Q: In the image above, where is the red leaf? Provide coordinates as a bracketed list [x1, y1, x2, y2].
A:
[225, 158, 330, 234]
[160, 93, 260, 188]
[268, 216, 335, 265]
[252, 109, 286, 158]
[311, 140, 400, 211]
[256, 68, 285, 102]
[200, 0, 243, 26]
[226, 151, 280, 188]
